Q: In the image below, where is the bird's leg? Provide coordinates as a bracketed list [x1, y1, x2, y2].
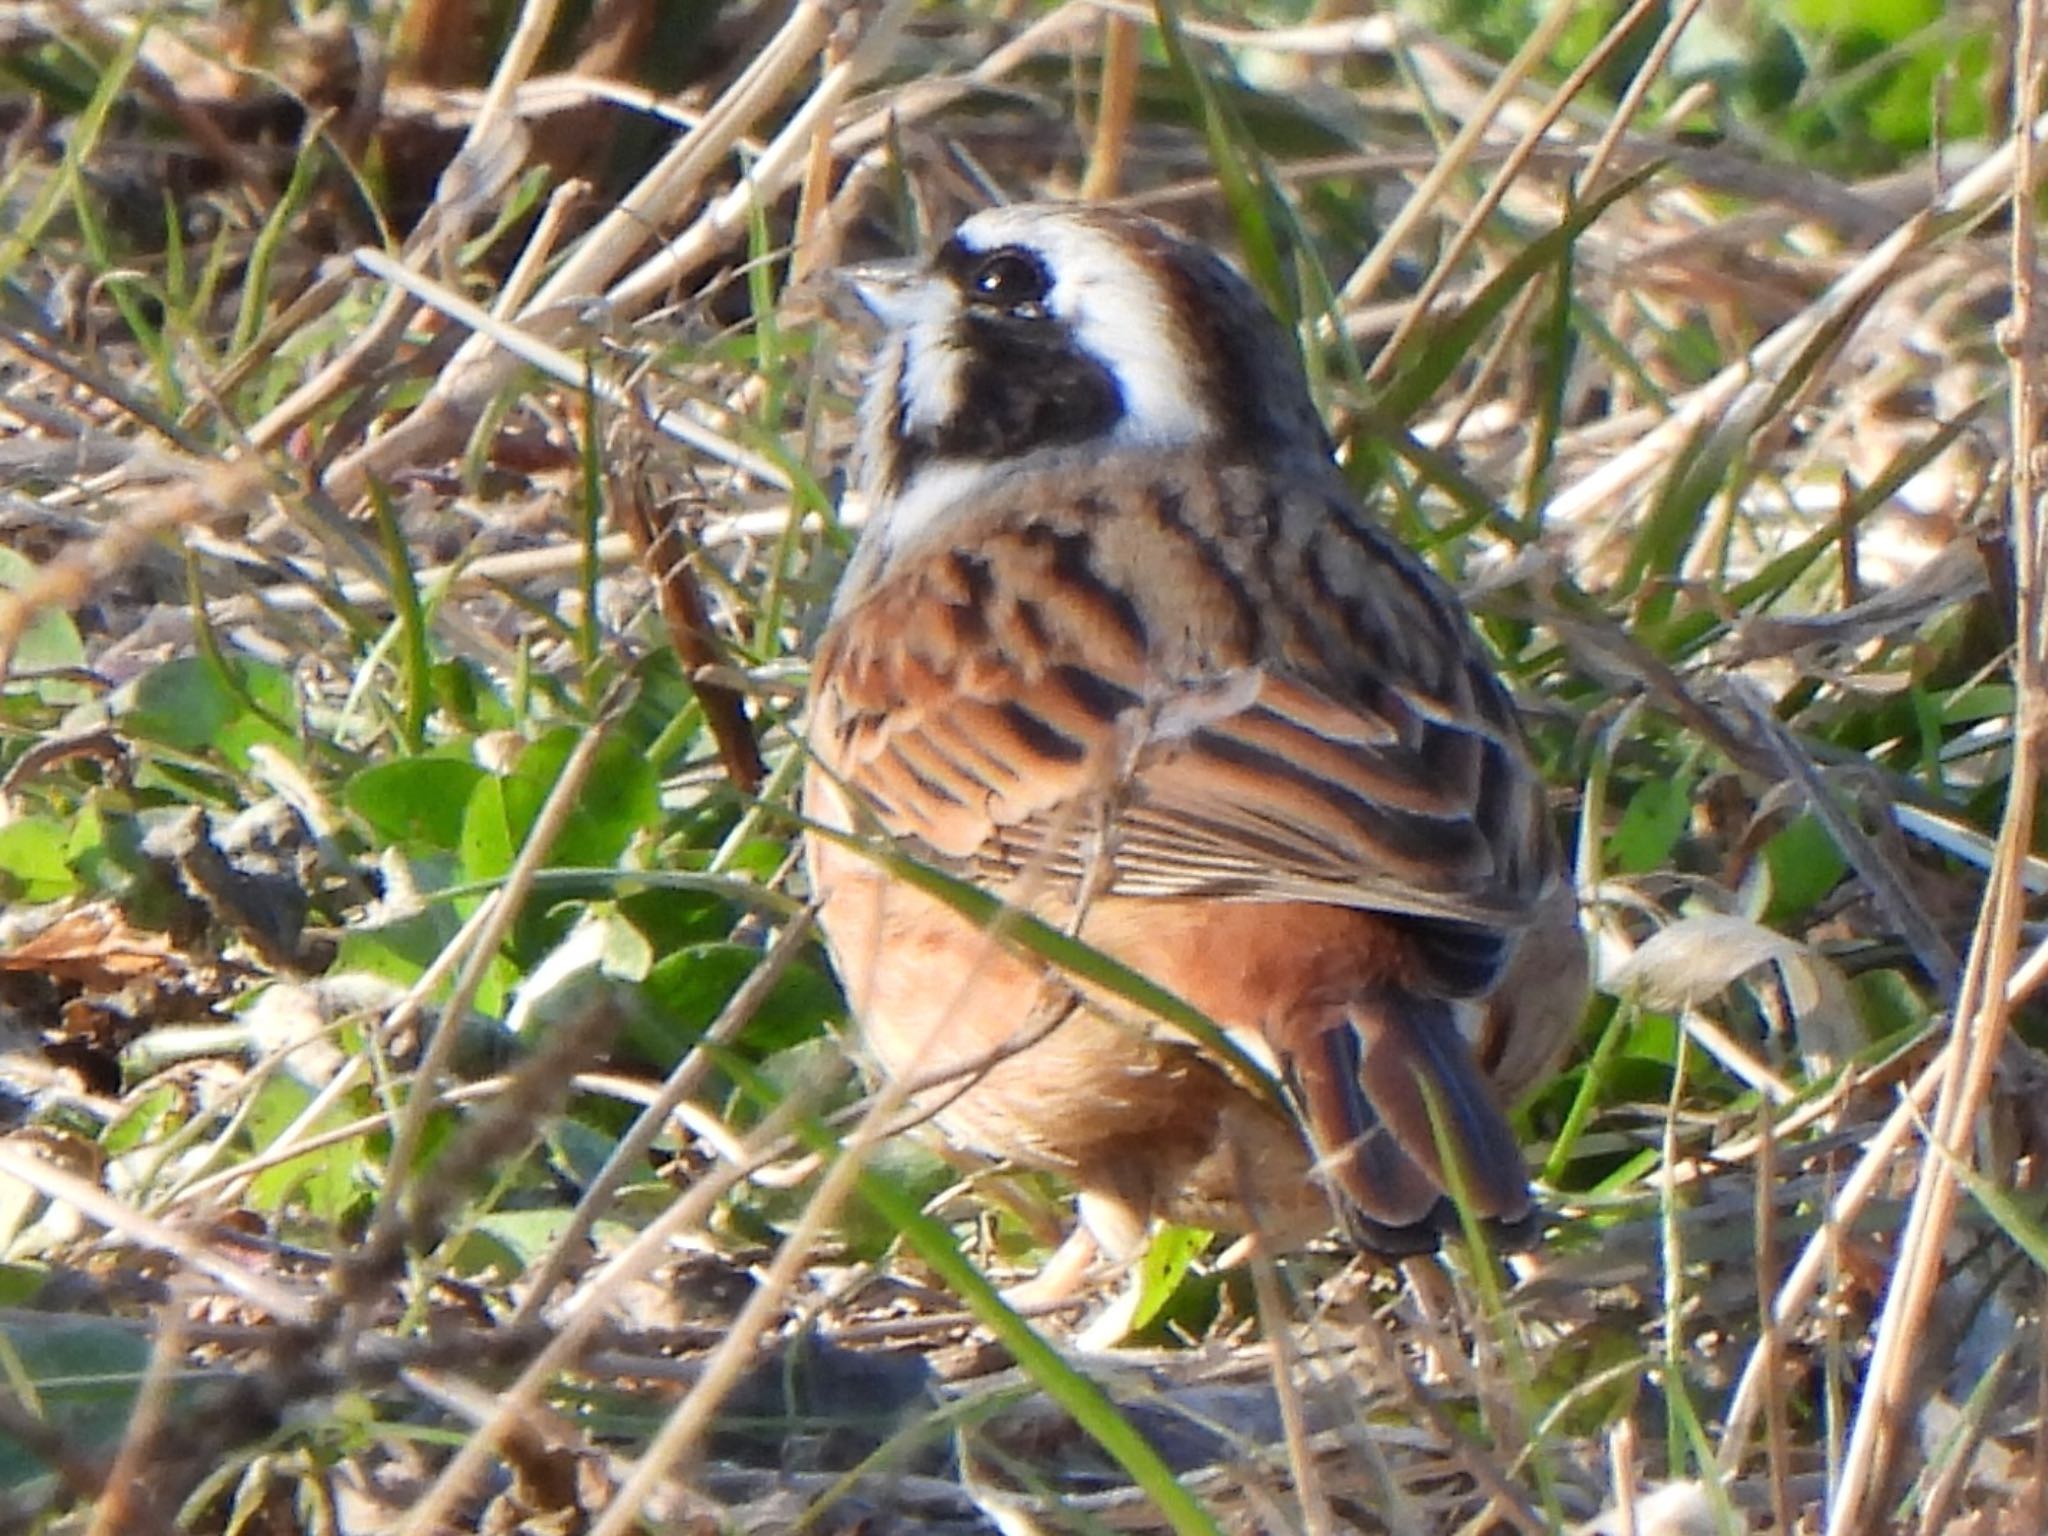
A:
[1069, 1271, 1147, 1351]
[1399, 1254, 1475, 1390]
[1065, 1189, 1154, 1350]
[1001, 1183, 1155, 1348]
[1215, 1232, 1263, 1268]
[999, 1224, 1103, 1311]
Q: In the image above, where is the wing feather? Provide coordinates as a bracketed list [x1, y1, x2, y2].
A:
[808, 459, 1551, 933]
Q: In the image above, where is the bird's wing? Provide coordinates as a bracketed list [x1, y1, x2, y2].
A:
[807, 464, 1552, 944]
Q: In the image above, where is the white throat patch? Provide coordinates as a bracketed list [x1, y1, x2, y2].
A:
[893, 286, 967, 439]
[856, 458, 1010, 577]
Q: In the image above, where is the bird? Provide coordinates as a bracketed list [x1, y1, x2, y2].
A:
[801, 202, 1585, 1283]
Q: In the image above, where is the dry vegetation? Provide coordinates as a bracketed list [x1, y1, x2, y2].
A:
[0, 0, 2045, 1531]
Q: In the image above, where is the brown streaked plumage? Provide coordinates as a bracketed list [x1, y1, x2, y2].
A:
[804, 203, 1584, 1268]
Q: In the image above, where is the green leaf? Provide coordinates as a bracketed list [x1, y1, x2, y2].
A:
[461, 1207, 589, 1272]
[1787, 0, 1936, 34]
[120, 655, 298, 767]
[1128, 1222, 1212, 1335]
[102, 1082, 183, 1156]
[1852, 969, 1931, 1040]
[122, 657, 239, 751]
[431, 658, 513, 733]
[0, 1318, 157, 1495]
[334, 892, 464, 990]
[62, 802, 106, 865]
[832, 1136, 955, 1262]
[497, 727, 660, 870]
[545, 1117, 626, 1189]
[502, 908, 654, 1044]
[617, 883, 742, 955]
[0, 817, 75, 902]
[459, 774, 516, 885]
[244, 1073, 368, 1220]
[635, 942, 841, 1064]
[1761, 813, 1849, 922]
[366, 479, 434, 752]
[1605, 778, 1691, 876]
[346, 758, 488, 850]
[1925, 1117, 2048, 1276]
[0, 549, 87, 704]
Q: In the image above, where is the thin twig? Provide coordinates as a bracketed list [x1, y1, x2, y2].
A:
[0, 1145, 313, 1323]
[1338, 1, 1578, 323]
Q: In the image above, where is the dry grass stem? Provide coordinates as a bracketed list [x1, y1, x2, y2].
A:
[0, 1143, 313, 1323]
[583, 1050, 949, 1532]
[1080, 13, 1143, 203]
[1341, 1, 1580, 326]
[1551, 108, 2048, 537]
[83, 1286, 189, 1536]
[1369, 0, 1660, 374]
[352, 245, 792, 487]
[1573, 0, 1711, 200]
[0, 459, 267, 680]
[1825, 33, 2048, 1534]
[390, 1093, 820, 1536]
[1243, 1165, 1333, 1536]
[320, 0, 859, 504]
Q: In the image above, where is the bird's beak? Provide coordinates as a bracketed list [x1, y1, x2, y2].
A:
[837, 257, 927, 329]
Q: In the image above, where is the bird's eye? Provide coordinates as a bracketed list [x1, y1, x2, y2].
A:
[968, 248, 1050, 312]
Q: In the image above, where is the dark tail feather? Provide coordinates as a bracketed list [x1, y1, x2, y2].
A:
[1275, 987, 1534, 1252]
[1286, 1023, 1442, 1229]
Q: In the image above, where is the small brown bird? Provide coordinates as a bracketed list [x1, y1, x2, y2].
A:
[803, 204, 1584, 1275]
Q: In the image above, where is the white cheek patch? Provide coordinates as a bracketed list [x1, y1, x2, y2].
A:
[1068, 288, 1210, 451]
